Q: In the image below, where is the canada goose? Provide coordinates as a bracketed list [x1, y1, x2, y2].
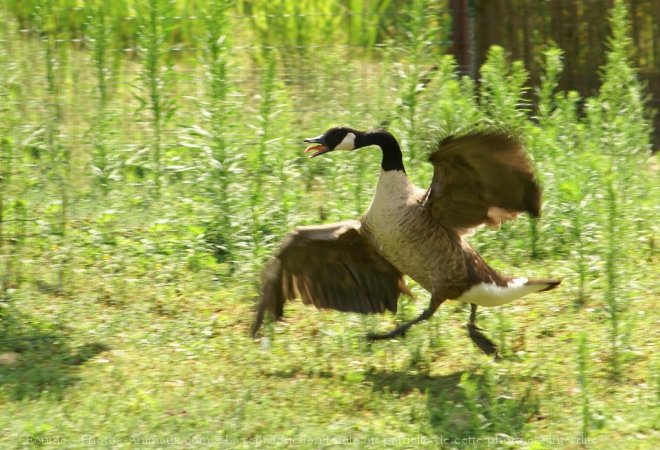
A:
[251, 127, 560, 355]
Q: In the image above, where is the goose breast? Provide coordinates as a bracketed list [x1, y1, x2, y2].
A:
[363, 171, 466, 295]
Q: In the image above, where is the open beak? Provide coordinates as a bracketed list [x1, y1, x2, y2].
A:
[303, 136, 331, 158]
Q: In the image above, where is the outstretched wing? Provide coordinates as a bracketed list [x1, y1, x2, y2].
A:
[423, 131, 541, 231]
[252, 220, 409, 336]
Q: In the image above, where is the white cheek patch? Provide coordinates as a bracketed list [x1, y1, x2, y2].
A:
[334, 132, 356, 151]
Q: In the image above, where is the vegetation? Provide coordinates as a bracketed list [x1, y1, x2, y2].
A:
[4, 0, 451, 50]
[0, 1, 658, 449]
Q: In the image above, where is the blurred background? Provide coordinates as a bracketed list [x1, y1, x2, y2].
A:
[0, 0, 658, 448]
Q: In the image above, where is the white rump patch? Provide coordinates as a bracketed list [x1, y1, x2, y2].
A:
[455, 277, 548, 307]
[335, 132, 356, 151]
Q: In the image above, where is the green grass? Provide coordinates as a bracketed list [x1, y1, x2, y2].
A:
[0, 256, 657, 448]
[1, 1, 659, 448]
[5, 0, 450, 50]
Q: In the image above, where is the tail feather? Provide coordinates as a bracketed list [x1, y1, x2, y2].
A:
[526, 278, 561, 292]
[457, 276, 561, 307]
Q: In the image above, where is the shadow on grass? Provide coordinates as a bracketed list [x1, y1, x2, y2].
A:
[366, 369, 539, 440]
[0, 311, 108, 401]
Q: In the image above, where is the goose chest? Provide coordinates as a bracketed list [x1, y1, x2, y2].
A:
[363, 170, 462, 292]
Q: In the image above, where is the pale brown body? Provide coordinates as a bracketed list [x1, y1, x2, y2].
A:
[362, 170, 471, 299]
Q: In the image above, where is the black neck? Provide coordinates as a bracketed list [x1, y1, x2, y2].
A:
[355, 130, 405, 172]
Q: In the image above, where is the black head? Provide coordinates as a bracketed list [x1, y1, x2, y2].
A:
[303, 126, 360, 158]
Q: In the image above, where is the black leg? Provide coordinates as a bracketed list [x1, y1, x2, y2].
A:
[467, 304, 498, 357]
[368, 295, 446, 340]
[469, 303, 478, 326]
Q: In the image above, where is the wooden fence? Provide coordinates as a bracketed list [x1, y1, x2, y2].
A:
[452, 0, 660, 146]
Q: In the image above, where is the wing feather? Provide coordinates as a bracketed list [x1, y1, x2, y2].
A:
[424, 131, 541, 230]
[252, 220, 408, 335]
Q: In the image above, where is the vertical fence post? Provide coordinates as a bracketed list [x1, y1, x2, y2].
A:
[449, 0, 475, 78]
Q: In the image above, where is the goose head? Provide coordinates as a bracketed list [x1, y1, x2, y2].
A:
[303, 127, 359, 158]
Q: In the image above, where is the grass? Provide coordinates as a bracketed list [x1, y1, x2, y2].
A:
[5, 0, 449, 51]
[0, 0, 659, 448]
[134, 0, 176, 197]
[0, 258, 657, 448]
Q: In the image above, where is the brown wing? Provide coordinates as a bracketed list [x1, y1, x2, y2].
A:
[251, 220, 409, 336]
[423, 131, 541, 230]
